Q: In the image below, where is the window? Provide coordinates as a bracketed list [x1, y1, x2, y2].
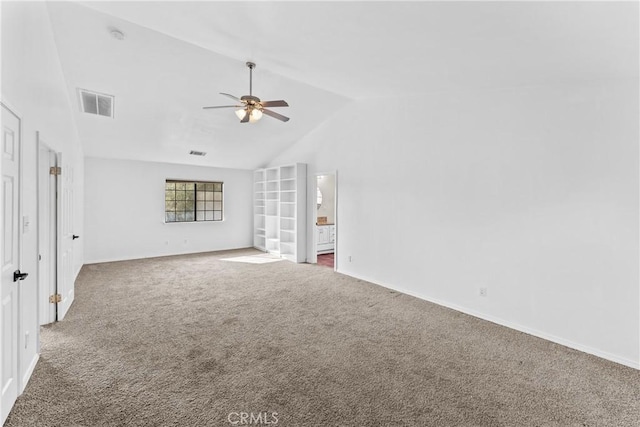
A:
[165, 180, 223, 222]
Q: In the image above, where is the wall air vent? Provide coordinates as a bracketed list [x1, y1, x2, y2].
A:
[189, 150, 207, 156]
[78, 89, 114, 118]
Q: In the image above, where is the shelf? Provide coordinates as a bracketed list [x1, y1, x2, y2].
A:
[280, 218, 295, 231]
[280, 166, 295, 180]
[280, 179, 296, 191]
[266, 169, 279, 181]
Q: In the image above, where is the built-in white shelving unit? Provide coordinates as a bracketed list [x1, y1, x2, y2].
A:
[253, 163, 306, 262]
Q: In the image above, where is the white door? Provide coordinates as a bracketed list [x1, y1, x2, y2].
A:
[1, 103, 23, 424]
[38, 139, 57, 325]
[56, 154, 74, 320]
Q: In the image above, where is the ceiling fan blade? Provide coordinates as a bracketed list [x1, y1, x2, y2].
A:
[262, 108, 290, 122]
[220, 92, 242, 102]
[240, 110, 251, 123]
[202, 105, 242, 109]
[260, 100, 289, 108]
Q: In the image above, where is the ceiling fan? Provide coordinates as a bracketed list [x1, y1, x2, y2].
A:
[203, 62, 290, 123]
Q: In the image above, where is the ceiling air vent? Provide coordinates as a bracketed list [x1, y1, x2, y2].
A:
[189, 150, 207, 156]
[78, 89, 114, 118]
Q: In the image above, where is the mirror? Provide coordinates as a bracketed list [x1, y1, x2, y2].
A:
[317, 187, 323, 210]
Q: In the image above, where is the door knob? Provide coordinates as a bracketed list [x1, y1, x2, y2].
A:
[72, 235, 80, 240]
[13, 270, 28, 282]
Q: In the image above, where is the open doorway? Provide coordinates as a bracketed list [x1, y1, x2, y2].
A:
[315, 173, 336, 270]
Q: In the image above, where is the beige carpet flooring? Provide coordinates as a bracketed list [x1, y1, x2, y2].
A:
[6, 248, 640, 426]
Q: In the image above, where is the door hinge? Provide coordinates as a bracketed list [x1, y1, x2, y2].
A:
[49, 166, 61, 176]
[49, 294, 62, 303]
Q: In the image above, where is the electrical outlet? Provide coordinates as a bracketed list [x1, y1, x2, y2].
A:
[479, 287, 488, 297]
[348, 255, 352, 262]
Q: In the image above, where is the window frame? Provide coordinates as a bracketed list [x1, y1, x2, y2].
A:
[164, 179, 224, 223]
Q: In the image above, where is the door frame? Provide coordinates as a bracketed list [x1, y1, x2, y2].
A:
[312, 170, 337, 271]
[37, 133, 57, 325]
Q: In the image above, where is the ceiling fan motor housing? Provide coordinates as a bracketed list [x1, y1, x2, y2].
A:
[241, 95, 261, 104]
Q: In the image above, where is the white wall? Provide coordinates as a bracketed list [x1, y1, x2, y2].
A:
[1, 1, 85, 389]
[84, 157, 253, 263]
[270, 80, 640, 369]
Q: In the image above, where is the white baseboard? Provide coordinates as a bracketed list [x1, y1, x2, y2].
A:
[339, 269, 639, 370]
[21, 353, 40, 394]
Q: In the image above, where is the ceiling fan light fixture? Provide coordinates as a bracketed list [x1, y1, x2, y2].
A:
[251, 108, 263, 121]
[235, 108, 262, 123]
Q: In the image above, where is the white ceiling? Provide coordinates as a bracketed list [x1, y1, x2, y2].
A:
[46, 1, 638, 170]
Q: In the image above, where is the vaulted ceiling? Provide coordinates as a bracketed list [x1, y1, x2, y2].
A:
[46, 1, 638, 169]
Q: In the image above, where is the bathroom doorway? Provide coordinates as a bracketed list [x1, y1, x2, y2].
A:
[315, 173, 336, 270]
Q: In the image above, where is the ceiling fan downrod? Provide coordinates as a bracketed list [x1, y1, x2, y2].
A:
[247, 61, 255, 96]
